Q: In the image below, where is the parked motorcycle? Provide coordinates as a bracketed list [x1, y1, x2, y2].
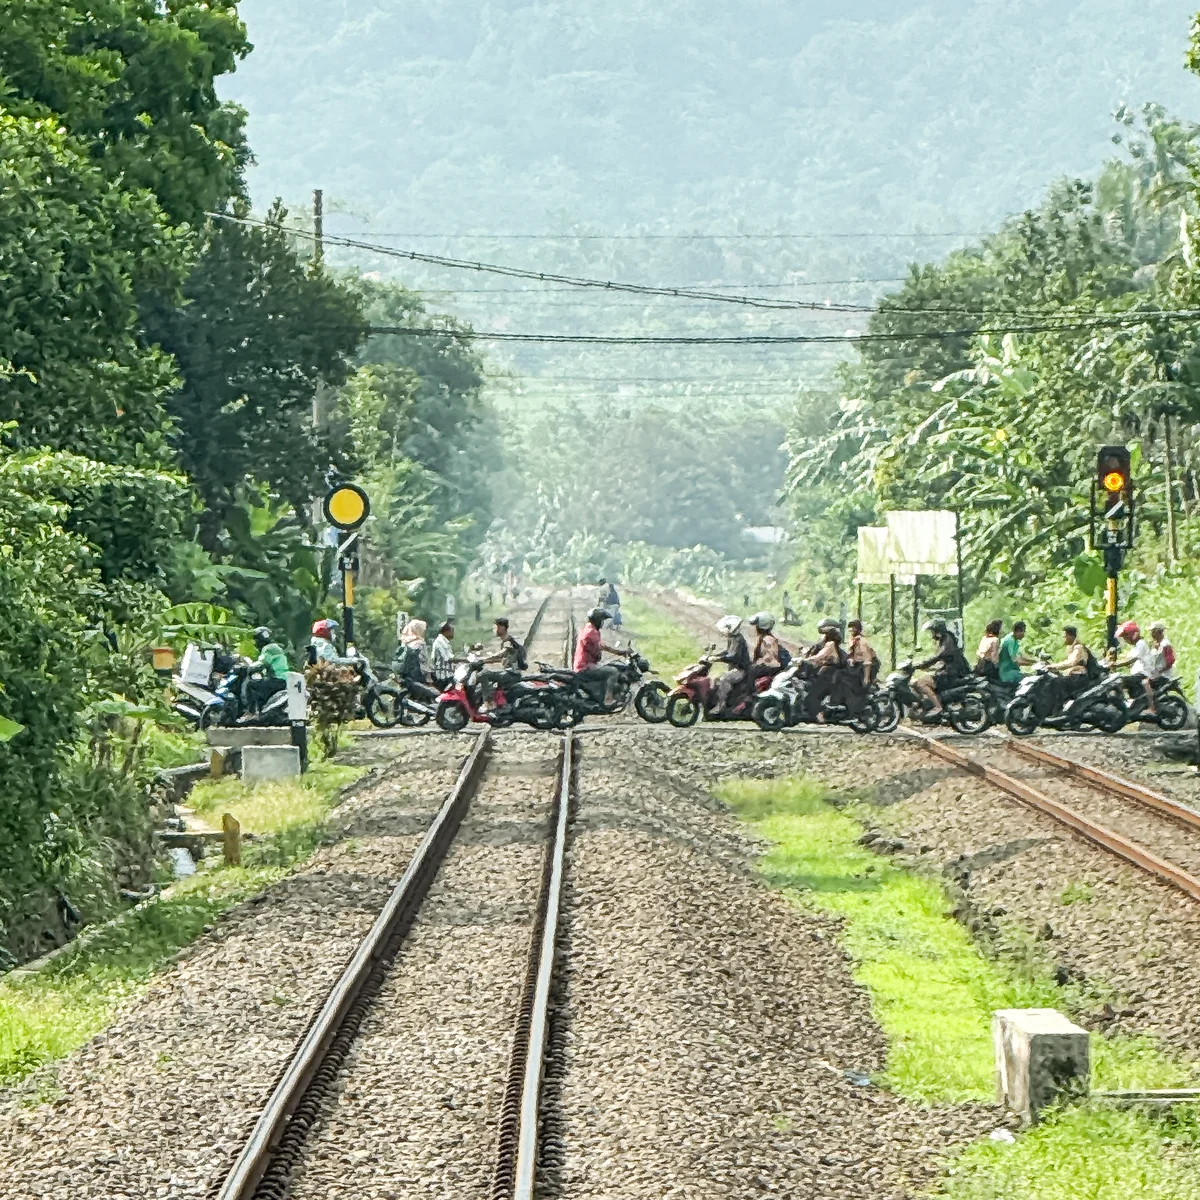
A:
[434, 658, 570, 732]
[752, 662, 877, 733]
[200, 659, 291, 729]
[872, 662, 991, 734]
[354, 658, 414, 729]
[665, 657, 773, 727]
[1003, 666, 1126, 736]
[172, 644, 237, 726]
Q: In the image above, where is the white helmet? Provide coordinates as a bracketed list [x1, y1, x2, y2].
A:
[716, 615, 743, 636]
[749, 611, 776, 633]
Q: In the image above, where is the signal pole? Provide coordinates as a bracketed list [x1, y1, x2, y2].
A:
[1092, 446, 1134, 650]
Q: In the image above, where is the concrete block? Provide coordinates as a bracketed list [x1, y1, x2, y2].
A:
[993, 1008, 1090, 1124]
[206, 726, 294, 749]
[241, 745, 302, 782]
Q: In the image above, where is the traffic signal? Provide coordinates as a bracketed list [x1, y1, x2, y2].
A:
[1096, 445, 1132, 519]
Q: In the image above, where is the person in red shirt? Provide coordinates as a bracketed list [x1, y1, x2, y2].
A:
[574, 607, 629, 703]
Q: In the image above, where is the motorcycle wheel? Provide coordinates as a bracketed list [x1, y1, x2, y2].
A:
[199, 702, 224, 731]
[849, 706, 877, 734]
[634, 681, 670, 724]
[366, 687, 406, 729]
[948, 693, 990, 735]
[1088, 704, 1126, 735]
[1005, 699, 1040, 737]
[1157, 694, 1188, 731]
[872, 695, 901, 734]
[753, 696, 787, 732]
[435, 701, 470, 733]
[666, 694, 702, 728]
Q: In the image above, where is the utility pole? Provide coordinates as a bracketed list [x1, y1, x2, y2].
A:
[313, 188, 324, 271]
[1164, 412, 1178, 565]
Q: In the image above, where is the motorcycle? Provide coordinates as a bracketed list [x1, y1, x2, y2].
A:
[434, 658, 571, 732]
[752, 662, 876, 733]
[1003, 666, 1127, 736]
[665, 657, 774, 727]
[355, 658, 415, 729]
[1112, 673, 1190, 731]
[872, 662, 991, 734]
[200, 659, 291, 729]
[538, 649, 667, 724]
[172, 644, 237, 726]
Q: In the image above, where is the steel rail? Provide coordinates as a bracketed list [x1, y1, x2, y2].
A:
[493, 601, 577, 1199]
[911, 733, 1200, 904]
[212, 729, 492, 1200]
[1004, 738, 1200, 833]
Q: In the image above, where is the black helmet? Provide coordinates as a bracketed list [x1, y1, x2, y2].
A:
[253, 626, 273, 648]
[924, 617, 948, 637]
[816, 617, 840, 634]
[586, 607, 610, 626]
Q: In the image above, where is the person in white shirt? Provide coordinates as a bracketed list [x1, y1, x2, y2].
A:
[431, 620, 456, 688]
[1111, 620, 1160, 714]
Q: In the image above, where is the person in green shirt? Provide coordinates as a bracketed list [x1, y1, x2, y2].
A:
[998, 620, 1032, 684]
[242, 625, 290, 718]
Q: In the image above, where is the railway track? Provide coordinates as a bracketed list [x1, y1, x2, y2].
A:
[212, 594, 578, 1200]
[910, 732, 1200, 902]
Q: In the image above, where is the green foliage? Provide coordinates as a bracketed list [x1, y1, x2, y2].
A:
[718, 774, 1200, 1196]
[0, 0, 251, 225]
[144, 205, 368, 541]
[304, 663, 360, 757]
[0, 112, 183, 464]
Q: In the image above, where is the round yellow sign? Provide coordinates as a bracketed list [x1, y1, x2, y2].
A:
[324, 483, 370, 530]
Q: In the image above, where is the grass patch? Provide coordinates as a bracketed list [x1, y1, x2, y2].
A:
[0, 759, 362, 1087]
[619, 594, 707, 678]
[715, 775, 1200, 1197]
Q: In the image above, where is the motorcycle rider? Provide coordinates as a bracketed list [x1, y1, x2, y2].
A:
[242, 626, 289, 719]
[804, 618, 848, 719]
[1047, 624, 1095, 708]
[309, 618, 357, 666]
[846, 619, 879, 688]
[999, 620, 1033, 686]
[480, 616, 528, 706]
[974, 619, 1003, 680]
[912, 618, 970, 718]
[748, 612, 784, 684]
[573, 606, 631, 704]
[1109, 620, 1160, 716]
[396, 619, 432, 684]
[431, 620, 456, 688]
[711, 614, 752, 715]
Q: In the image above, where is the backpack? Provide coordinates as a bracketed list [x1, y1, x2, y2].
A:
[1164, 642, 1176, 670]
[1083, 646, 1103, 681]
[511, 636, 528, 672]
[777, 644, 792, 669]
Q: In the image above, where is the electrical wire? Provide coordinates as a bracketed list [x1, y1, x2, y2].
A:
[369, 310, 1200, 345]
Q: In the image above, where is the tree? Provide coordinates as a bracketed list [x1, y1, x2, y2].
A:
[144, 206, 369, 548]
[0, 0, 250, 225]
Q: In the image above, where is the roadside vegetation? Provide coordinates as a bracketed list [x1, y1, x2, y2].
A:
[0, 761, 360, 1088]
[716, 776, 1200, 1199]
[618, 594, 706, 678]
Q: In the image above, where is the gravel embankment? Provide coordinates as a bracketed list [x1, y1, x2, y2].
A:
[543, 727, 995, 1200]
[288, 739, 558, 1200]
[796, 730, 1200, 1053]
[0, 737, 468, 1200]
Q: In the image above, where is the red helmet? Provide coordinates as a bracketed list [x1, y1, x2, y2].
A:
[312, 618, 338, 640]
[1117, 621, 1140, 640]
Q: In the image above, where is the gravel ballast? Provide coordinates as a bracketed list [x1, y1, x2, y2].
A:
[0, 739, 467, 1200]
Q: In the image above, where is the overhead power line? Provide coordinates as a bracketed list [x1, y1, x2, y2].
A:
[349, 230, 986, 241]
[369, 310, 1200, 346]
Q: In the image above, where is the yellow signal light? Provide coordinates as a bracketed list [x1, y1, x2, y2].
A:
[323, 483, 370, 530]
[1102, 470, 1126, 493]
